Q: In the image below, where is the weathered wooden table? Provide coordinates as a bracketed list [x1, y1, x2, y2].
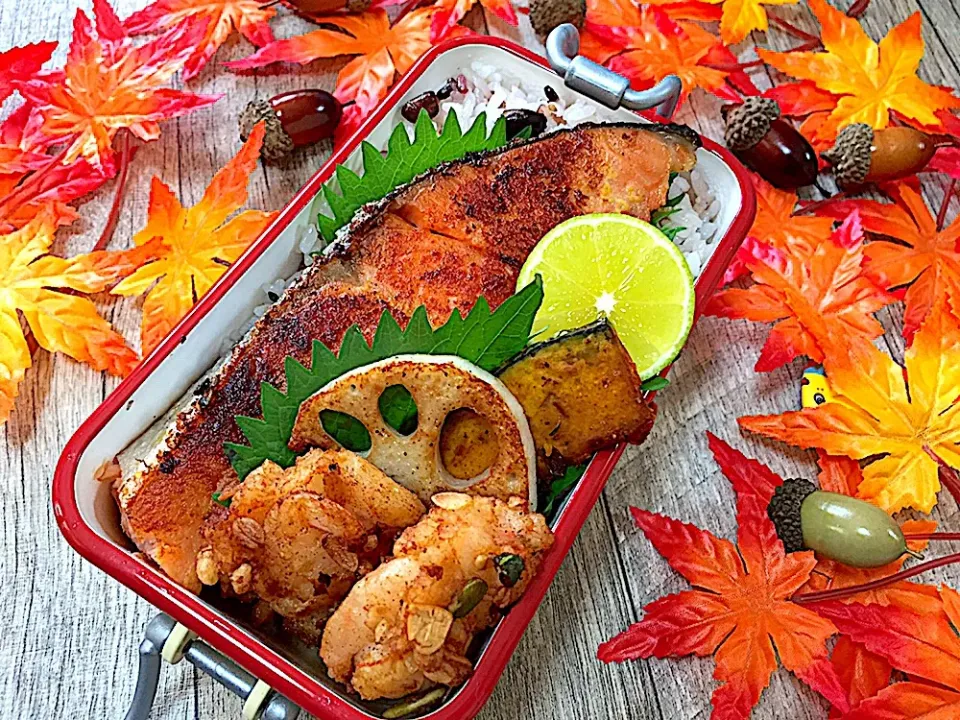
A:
[3, 0, 960, 717]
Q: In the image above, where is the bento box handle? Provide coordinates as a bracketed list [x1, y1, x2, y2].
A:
[545, 24, 682, 119]
[123, 613, 301, 720]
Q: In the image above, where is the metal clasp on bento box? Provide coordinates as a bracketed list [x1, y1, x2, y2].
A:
[124, 614, 299, 720]
[545, 24, 682, 119]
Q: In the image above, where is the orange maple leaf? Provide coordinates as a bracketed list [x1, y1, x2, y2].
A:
[432, 0, 514, 41]
[112, 123, 276, 356]
[598, 435, 848, 719]
[817, 587, 960, 719]
[124, 0, 276, 80]
[724, 174, 835, 283]
[707, 211, 895, 371]
[588, 6, 742, 105]
[586, 0, 721, 28]
[740, 292, 960, 514]
[758, 0, 960, 144]
[227, 8, 438, 119]
[0, 213, 161, 424]
[700, 0, 798, 45]
[824, 181, 960, 345]
[20, 0, 221, 167]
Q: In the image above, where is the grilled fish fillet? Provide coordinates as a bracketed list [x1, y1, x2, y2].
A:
[115, 122, 700, 590]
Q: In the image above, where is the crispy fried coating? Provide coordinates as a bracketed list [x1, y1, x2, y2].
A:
[320, 493, 554, 700]
[198, 449, 425, 642]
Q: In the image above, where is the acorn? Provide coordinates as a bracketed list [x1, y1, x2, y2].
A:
[823, 123, 937, 188]
[239, 89, 342, 162]
[722, 97, 819, 189]
[529, 0, 585, 36]
[768, 478, 914, 568]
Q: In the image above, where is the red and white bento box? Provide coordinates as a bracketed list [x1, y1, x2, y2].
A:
[53, 34, 756, 720]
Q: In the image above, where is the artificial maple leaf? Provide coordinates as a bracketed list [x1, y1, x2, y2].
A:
[0, 41, 57, 104]
[227, 8, 440, 121]
[707, 211, 895, 372]
[706, 435, 940, 612]
[0, 213, 161, 424]
[598, 435, 849, 719]
[723, 174, 835, 283]
[586, 0, 721, 28]
[823, 181, 960, 345]
[700, 0, 798, 46]
[112, 123, 276, 356]
[740, 291, 960, 514]
[930, 146, 960, 180]
[758, 0, 960, 145]
[0, 104, 118, 231]
[20, 0, 220, 168]
[432, 0, 514, 41]
[816, 587, 960, 719]
[124, 0, 275, 80]
[589, 7, 742, 105]
[828, 636, 892, 719]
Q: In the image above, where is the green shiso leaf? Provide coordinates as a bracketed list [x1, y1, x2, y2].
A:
[378, 384, 419, 435]
[641, 376, 670, 392]
[540, 464, 587, 518]
[226, 277, 544, 480]
[320, 409, 372, 452]
[316, 110, 514, 242]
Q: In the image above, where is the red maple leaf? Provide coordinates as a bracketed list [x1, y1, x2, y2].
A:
[597, 435, 848, 720]
[20, 0, 220, 167]
[431, 0, 514, 41]
[816, 588, 960, 719]
[828, 636, 892, 719]
[0, 41, 57, 104]
[822, 180, 960, 345]
[124, 0, 276, 80]
[723, 174, 835, 283]
[706, 211, 896, 372]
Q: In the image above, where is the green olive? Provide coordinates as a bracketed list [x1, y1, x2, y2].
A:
[449, 578, 488, 618]
[801, 491, 907, 567]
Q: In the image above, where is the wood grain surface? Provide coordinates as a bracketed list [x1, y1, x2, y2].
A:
[2, 1, 959, 718]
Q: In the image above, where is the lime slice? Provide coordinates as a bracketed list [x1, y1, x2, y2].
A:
[517, 214, 695, 379]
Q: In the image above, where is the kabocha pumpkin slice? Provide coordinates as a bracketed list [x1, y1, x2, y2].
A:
[443, 320, 655, 484]
[290, 355, 538, 509]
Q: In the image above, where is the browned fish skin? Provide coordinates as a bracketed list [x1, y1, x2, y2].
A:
[115, 122, 699, 589]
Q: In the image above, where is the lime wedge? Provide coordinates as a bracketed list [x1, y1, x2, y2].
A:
[516, 214, 695, 379]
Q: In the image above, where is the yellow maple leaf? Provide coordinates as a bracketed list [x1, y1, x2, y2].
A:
[112, 123, 276, 356]
[702, 0, 798, 45]
[0, 213, 159, 424]
[740, 294, 960, 514]
[758, 0, 960, 143]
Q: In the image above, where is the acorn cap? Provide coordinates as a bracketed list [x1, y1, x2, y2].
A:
[822, 123, 873, 187]
[529, 0, 585, 36]
[345, 0, 371, 10]
[768, 478, 817, 553]
[239, 99, 295, 162]
[723, 97, 780, 152]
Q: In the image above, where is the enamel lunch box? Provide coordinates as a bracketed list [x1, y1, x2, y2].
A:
[53, 31, 756, 720]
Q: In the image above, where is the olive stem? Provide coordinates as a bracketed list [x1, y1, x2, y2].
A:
[793, 551, 960, 604]
[846, 0, 871, 18]
[93, 130, 132, 252]
[904, 532, 960, 542]
[769, 16, 822, 45]
[391, 0, 425, 25]
[936, 178, 956, 232]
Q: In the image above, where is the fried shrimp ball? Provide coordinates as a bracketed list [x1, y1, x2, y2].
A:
[198, 449, 425, 643]
[320, 493, 554, 700]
